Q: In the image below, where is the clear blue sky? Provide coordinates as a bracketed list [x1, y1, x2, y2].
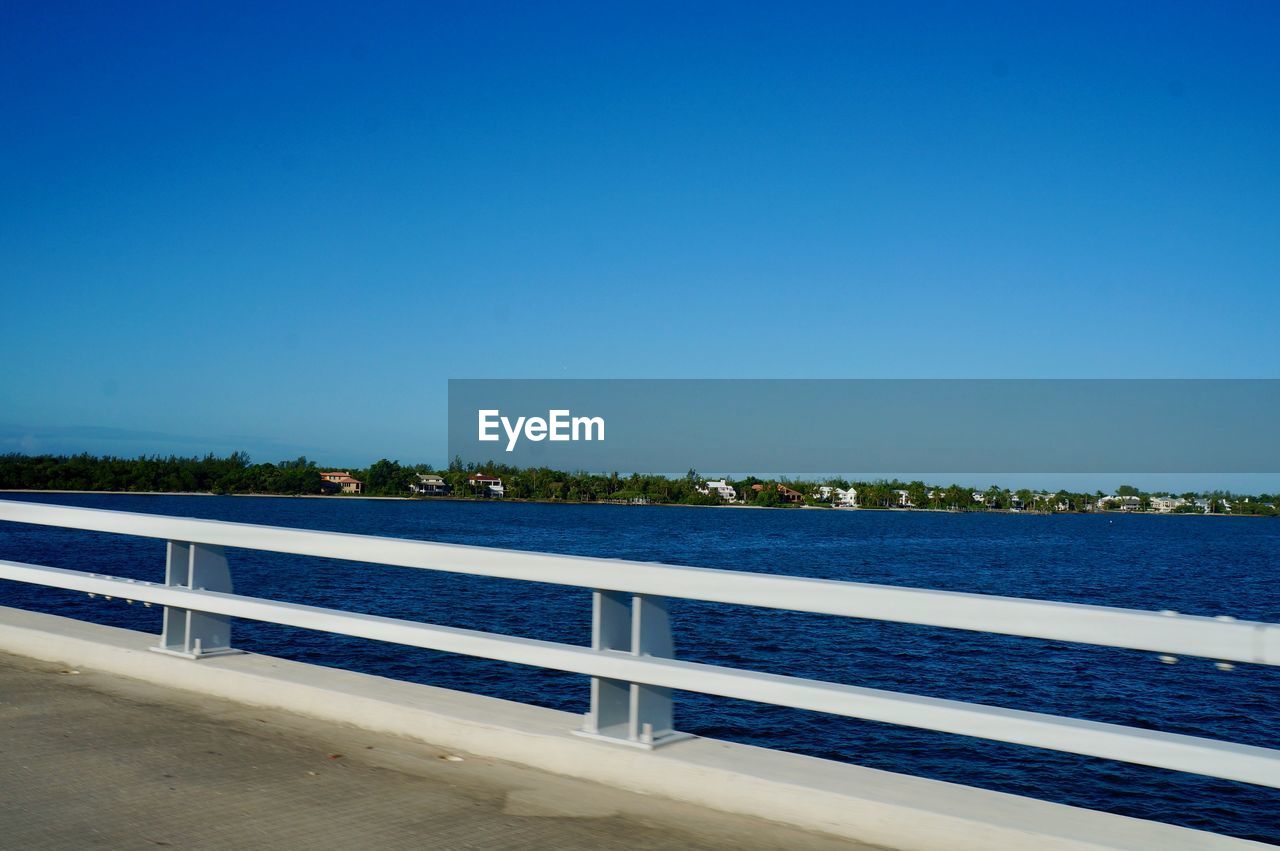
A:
[2, 2, 1278, 477]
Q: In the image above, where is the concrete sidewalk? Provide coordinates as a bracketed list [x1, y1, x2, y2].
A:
[0, 653, 863, 850]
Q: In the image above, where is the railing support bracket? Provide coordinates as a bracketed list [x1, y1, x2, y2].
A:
[576, 590, 692, 749]
[150, 541, 243, 659]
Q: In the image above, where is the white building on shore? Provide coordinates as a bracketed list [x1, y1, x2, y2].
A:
[698, 479, 738, 502]
[410, 474, 449, 496]
[1149, 495, 1187, 513]
[815, 486, 858, 507]
[1097, 495, 1142, 511]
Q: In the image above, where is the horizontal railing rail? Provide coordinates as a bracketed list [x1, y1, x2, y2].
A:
[0, 499, 1277, 792]
[1, 500, 1276, 665]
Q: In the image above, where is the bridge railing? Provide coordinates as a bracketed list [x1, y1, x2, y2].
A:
[0, 499, 1277, 788]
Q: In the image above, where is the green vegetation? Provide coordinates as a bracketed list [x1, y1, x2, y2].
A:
[0, 452, 323, 495]
[0, 453, 1275, 516]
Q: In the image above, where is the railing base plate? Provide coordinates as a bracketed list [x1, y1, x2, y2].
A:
[572, 726, 695, 751]
[149, 646, 245, 661]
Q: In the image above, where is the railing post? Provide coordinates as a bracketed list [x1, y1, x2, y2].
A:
[577, 590, 691, 748]
[150, 541, 242, 659]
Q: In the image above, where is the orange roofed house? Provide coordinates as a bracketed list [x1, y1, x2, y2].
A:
[319, 471, 364, 494]
[751, 483, 804, 503]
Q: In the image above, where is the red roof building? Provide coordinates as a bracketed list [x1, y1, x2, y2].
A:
[467, 473, 505, 498]
[320, 471, 364, 494]
[751, 482, 804, 503]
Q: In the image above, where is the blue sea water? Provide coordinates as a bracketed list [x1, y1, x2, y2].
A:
[0, 493, 1277, 843]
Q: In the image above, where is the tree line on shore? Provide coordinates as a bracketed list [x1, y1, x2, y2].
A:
[0, 452, 1275, 515]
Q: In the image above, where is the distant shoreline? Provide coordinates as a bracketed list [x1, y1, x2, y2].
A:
[0, 489, 1262, 517]
[0, 489, 411, 501]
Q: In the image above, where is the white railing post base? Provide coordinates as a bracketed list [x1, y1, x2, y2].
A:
[150, 646, 245, 660]
[576, 590, 692, 749]
[151, 541, 243, 659]
[572, 727, 695, 750]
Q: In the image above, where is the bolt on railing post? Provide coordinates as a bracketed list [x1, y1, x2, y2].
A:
[576, 590, 691, 749]
[150, 541, 242, 659]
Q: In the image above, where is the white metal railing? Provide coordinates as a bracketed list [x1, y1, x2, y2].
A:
[0, 499, 1277, 790]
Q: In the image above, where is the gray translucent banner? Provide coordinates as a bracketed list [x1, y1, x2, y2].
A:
[447, 379, 1279, 474]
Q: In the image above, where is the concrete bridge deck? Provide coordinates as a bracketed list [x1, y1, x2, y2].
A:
[0, 652, 861, 850]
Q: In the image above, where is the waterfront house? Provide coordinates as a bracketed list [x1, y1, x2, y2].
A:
[697, 479, 738, 502]
[815, 486, 857, 507]
[1030, 492, 1070, 512]
[893, 489, 914, 508]
[778, 485, 804, 503]
[319, 471, 363, 495]
[1150, 495, 1187, 513]
[751, 483, 804, 504]
[410, 474, 450, 496]
[1098, 495, 1142, 511]
[468, 473, 505, 498]
[1194, 497, 1232, 514]
[1027, 492, 1073, 512]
